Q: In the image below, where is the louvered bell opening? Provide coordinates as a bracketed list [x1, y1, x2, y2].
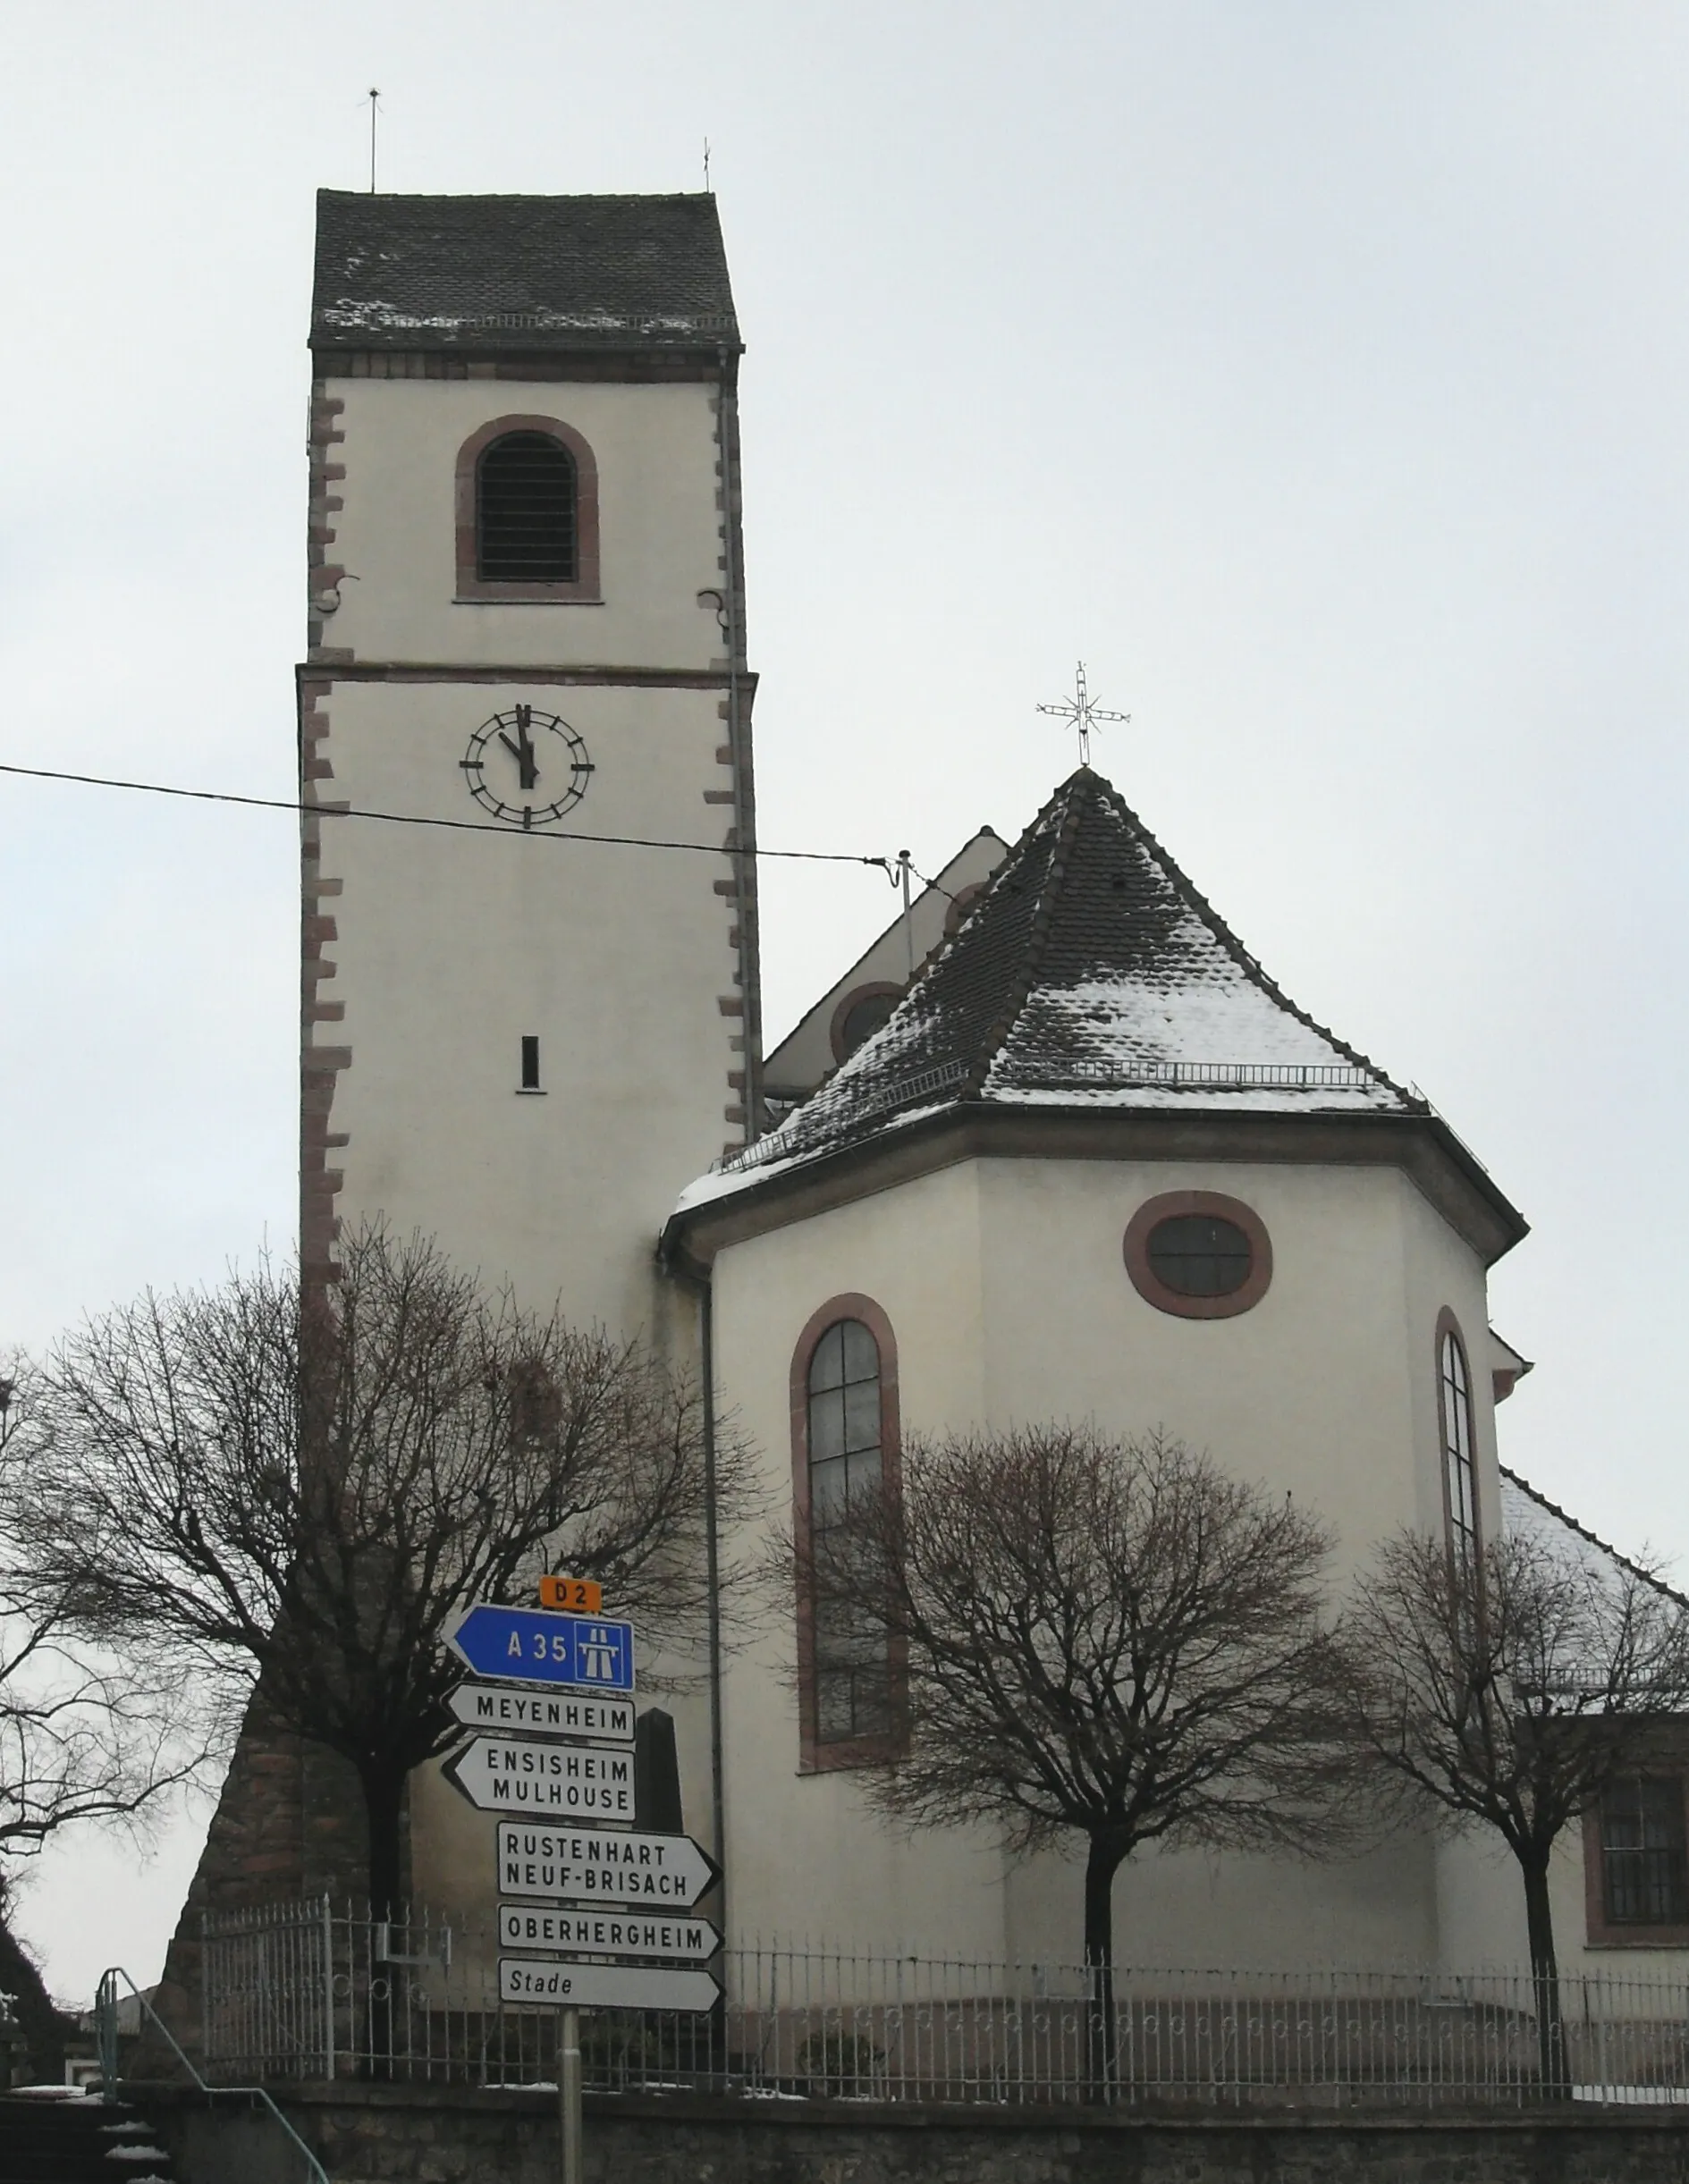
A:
[477, 432, 578, 583]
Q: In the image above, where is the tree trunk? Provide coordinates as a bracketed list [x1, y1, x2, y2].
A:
[1520, 1851, 1568, 2099]
[359, 1763, 409, 2079]
[360, 1763, 408, 1918]
[1082, 1833, 1128, 2104]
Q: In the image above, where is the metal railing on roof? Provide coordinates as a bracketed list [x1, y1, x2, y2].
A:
[717, 1058, 1389, 1177]
[716, 1061, 973, 1174]
[1005, 1058, 1381, 1090]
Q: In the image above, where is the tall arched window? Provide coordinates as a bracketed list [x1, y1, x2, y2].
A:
[477, 431, 578, 582]
[453, 414, 601, 603]
[791, 1296, 899, 1766]
[1437, 1314, 1479, 1580]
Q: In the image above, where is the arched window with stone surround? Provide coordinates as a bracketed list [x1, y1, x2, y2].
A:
[453, 414, 602, 603]
[790, 1296, 899, 1767]
[1437, 1312, 1479, 1581]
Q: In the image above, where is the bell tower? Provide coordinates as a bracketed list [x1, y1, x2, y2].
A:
[300, 190, 758, 1334]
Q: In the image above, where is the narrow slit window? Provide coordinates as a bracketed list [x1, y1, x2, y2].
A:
[519, 1035, 541, 1092]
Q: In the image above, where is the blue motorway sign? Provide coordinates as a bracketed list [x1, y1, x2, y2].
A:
[446, 1604, 636, 1692]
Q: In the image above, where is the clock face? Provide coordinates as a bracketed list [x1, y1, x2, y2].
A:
[459, 705, 594, 830]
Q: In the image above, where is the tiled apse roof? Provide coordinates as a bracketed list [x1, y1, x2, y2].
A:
[696, 767, 1419, 1198]
[311, 191, 739, 351]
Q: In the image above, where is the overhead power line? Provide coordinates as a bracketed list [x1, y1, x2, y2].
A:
[0, 761, 896, 874]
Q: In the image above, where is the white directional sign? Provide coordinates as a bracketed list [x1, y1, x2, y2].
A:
[497, 1904, 721, 1961]
[443, 1735, 633, 1819]
[497, 1820, 720, 1910]
[499, 1958, 720, 2013]
[447, 1684, 636, 1744]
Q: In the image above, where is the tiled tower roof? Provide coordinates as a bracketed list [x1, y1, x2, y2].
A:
[311, 191, 738, 353]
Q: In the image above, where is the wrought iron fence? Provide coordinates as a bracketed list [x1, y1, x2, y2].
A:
[198, 1902, 1689, 2109]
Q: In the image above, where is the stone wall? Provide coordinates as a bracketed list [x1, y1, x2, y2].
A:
[142, 1699, 374, 2067]
[137, 2082, 1689, 2184]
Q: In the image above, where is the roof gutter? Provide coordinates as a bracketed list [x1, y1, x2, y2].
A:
[663, 1101, 1531, 1275]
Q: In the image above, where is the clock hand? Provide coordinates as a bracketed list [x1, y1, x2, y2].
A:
[514, 704, 539, 790]
[498, 723, 541, 792]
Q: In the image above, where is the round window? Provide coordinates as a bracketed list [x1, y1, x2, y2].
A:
[1123, 1193, 1272, 1320]
[840, 991, 899, 1054]
[1145, 1213, 1253, 1298]
[831, 983, 905, 1062]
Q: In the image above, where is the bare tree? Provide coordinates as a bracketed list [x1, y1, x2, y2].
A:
[0, 1370, 207, 2077]
[1338, 1524, 1689, 2094]
[14, 1227, 752, 1915]
[792, 1424, 1344, 2093]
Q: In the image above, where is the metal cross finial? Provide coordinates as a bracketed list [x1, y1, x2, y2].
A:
[1037, 662, 1128, 767]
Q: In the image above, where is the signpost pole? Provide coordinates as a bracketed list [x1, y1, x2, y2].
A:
[559, 2005, 583, 2184]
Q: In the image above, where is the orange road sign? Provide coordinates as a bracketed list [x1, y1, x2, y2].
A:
[539, 1575, 604, 1615]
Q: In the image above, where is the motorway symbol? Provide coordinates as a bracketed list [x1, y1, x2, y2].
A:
[447, 1604, 635, 1692]
[446, 1685, 635, 1744]
[497, 1905, 721, 1961]
[499, 1958, 721, 2014]
[497, 1820, 720, 1910]
[443, 1735, 634, 1819]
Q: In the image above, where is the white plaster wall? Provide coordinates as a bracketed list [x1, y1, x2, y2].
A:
[705, 1148, 1506, 1969]
[324, 376, 727, 669]
[971, 1159, 1418, 1575]
[708, 1161, 1016, 1957]
[322, 678, 738, 1342]
[318, 363, 745, 1934]
[1431, 1818, 1689, 1995]
[1430, 1834, 1531, 1970]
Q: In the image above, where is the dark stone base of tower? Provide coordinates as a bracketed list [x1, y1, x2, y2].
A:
[146, 1696, 375, 2065]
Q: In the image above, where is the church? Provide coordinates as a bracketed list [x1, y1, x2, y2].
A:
[171, 186, 1688, 1996]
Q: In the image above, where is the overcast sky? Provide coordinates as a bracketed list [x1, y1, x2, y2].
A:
[4, 1, 1686, 2004]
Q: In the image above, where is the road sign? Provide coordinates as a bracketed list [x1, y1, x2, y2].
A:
[443, 1736, 634, 1819]
[497, 1905, 721, 1960]
[497, 1820, 719, 1910]
[499, 1958, 720, 2013]
[447, 1604, 635, 1692]
[446, 1685, 635, 1744]
[539, 1575, 603, 1614]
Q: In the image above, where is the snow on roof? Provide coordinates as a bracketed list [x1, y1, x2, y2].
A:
[691, 766, 1420, 1202]
[1499, 1466, 1685, 1607]
[311, 191, 738, 353]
